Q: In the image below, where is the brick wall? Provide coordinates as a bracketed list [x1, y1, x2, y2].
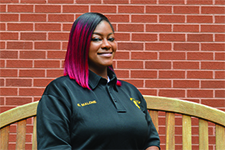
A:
[0, 0, 224, 149]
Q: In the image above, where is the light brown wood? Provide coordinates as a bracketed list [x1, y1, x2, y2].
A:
[0, 126, 9, 150]
[182, 115, 192, 150]
[215, 124, 225, 150]
[16, 119, 27, 150]
[166, 112, 175, 150]
[32, 116, 37, 150]
[149, 110, 159, 131]
[199, 119, 208, 150]
[0, 96, 225, 150]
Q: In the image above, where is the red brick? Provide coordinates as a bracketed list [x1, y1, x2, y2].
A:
[159, 89, 185, 98]
[202, 6, 225, 14]
[160, 34, 185, 41]
[146, 24, 172, 32]
[138, 89, 157, 95]
[131, 52, 157, 60]
[77, 0, 101, 3]
[106, 15, 129, 22]
[215, 34, 225, 42]
[131, 15, 157, 23]
[201, 62, 225, 70]
[48, 32, 69, 40]
[7, 60, 33, 68]
[0, 14, 19, 21]
[114, 33, 130, 41]
[187, 34, 213, 42]
[146, 6, 172, 13]
[0, 60, 5, 67]
[201, 99, 225, 107]
[145, 61, 171, 69]
[187, 71, 213, 79]
[46, 69, 64, 77]
[62, 41, 68, 50]
[35, 42, 60, 50]
[215, 71, 225, 79]
[6, 79, 32, 87]
[146, 43, 171, 50]
[215, 52, 225, 60]
[20, 51, 46, 59]
[187, 90, 213, 98]
[215, 90, 225, 98]
[215, 16, 225, 23]
[118, 24, 144, 32]
[48, 0, 74, 3]
[201, 43, 225, 51]
[173, 80, 199, 88]
[47, 51, 66, 59]
[174, 6, 199, 14]
[0, 32, 18, 40]
[118, 6, 144, 13]
[21, 32, 46, 40]
[0, 79, 4, 86]
[48, 14, 74, 22]
[0, 88, 17, 96]
[131, 70, 157, 78]
[8, 23, 33, 31]
[130, 0, 156, 4]
[201, 25, 225, 33]
[132, 33, 157, 41]
[63, 23, 72, 31]
[34, 79, 54, 87]
[62, 5, 88, 13]
[114, 51, 129, 59]
[159, 15, 185, 23]
[173, 25, 199, 32]
[0, 51, 18, 58]
[19, 69, 45, 77]
[8, 5, 33, 12]
[173, 61, 199, 69]
[34, 60, 60, 68]
[187, 52, 213, 60]
[0, 5, 6, 12]
[21, 14, 46, 22]
[117, 61, 143, 69]
[0, 69, 18, 77]
[123, 79, 143, 87]
[0, 23, 6, 30]
[0, 106, 15, 113]
[91, 5, 116, 13]
[201, 81, 225, 88]
[21, 0, 46, 3]
[159, 52, 185, 60]
[215, 0, 225, 4]
[35, 23, 61, 31]
[174, 43, 199, 51]
[187, 15, 213, 23]
[7, 42, 32, 49]
[187, 0, 212, 4]
[35, 5, 61, 13]
[114, 70, 129, 78]
[159, 0, 184, 4]
[117, 43, 143, 50]
[0, 42, 5, 49]
[159, 71, 185, 79]
[19, 88, 44, 96]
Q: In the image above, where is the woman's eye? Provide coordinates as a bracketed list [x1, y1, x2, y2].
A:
[108, 38, 115, 42]
[91, 38, 101, 42]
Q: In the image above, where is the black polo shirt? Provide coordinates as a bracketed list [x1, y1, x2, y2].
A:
[37, 69, 160, 150]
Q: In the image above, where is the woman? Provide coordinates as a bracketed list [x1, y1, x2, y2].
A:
[37, 12, 160, 150]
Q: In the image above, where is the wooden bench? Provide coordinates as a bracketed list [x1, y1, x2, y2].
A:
[1, 95, 225, 150]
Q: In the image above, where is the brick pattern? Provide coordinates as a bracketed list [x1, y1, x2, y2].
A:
[0, 0, 224, 149]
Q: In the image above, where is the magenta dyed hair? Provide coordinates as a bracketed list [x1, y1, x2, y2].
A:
[64, 12, 121, 89]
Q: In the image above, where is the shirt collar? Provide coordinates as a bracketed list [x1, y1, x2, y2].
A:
[89, 68, 118, 91]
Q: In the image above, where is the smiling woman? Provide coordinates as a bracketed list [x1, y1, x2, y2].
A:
[36, 12, 160, 150]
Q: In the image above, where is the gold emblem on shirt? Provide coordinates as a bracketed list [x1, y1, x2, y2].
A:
[130, 98, 141, 109]
[77, 100, 97, 107]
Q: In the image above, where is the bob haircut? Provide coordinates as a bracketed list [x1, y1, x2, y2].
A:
[64, 12, 120, 89]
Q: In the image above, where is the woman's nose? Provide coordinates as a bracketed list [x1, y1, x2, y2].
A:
[101, 39, 111, 49]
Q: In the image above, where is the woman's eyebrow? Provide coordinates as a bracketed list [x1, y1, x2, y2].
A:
[92, 32, 113, 36]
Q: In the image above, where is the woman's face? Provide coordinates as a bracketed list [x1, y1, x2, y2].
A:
[88, 20, 117, 72]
